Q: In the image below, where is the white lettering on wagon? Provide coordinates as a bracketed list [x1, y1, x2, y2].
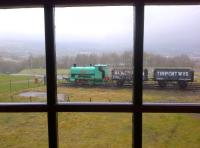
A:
[157, 71, 189, 77]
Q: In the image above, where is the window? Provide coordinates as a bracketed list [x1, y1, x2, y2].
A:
[143, 5, 200, 104]
[0, 8, 46, 103]
[55, 6, 134, 103]
[0, 1, 199, 148]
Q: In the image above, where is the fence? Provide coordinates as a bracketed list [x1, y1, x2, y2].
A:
[0, 76, 45, 102]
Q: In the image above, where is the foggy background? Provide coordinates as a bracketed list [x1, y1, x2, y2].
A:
[0, 6, 199, 72]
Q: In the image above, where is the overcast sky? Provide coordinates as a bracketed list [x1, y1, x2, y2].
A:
[0, 6, 199, 54]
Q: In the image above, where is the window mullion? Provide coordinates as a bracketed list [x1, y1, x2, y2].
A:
[133, 0, 145, 148]
[44, 4, 58, 148]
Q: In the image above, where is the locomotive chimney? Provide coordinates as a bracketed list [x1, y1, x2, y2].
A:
[73, 64, 76, 67]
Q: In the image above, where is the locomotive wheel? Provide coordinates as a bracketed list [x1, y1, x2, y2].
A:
[158, 81, 167, 88]
[178, 81, 188, 89]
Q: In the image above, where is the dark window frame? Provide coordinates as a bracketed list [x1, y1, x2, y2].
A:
[0, 1, 200, 148]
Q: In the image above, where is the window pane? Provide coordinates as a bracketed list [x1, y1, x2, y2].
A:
[55, 6, 134, 103]
[59, 113, 132, 147]
[0, 8, 47, 102]
[143, 6, 200, 103]
[0, 113, 48, 148]
[143, 113, 200, 147]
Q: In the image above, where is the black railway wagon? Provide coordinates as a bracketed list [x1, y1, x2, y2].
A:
[111, 68, 148, 87]
[154, 68, 194, 89]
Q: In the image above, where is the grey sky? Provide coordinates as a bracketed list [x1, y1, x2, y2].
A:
[144, 6, 200, 53]
[0, 6, 199, 55]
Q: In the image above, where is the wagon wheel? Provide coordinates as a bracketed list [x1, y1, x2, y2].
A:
[158, 81, 167, 88]
[116, 80, 124, 87]
[178, 81, 188, 89]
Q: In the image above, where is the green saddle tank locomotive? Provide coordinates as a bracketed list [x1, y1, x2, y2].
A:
[69, 64, 110, 85]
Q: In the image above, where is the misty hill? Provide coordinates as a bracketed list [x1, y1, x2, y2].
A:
[0, 38, 133, 58]
[0, 38, 199, 60]
[0, 6, 200, 60]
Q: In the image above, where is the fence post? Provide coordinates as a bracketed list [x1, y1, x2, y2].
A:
[44, 75, 46, 85]
[9, 80, 12, 101]
[28, 78, 30, 88]
[67, 96, 70, 102]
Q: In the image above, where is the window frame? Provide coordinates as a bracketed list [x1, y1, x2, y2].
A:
[0, 1, 200, 148]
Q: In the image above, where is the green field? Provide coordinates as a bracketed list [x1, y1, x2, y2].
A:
[0, 74, 199, 148]
[19, 68, 69, 75]
[0, 74, 45, 102]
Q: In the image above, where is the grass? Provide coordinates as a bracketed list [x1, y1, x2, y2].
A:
[0, 74, 199, 147]
[195, 71, 200, 83]
[143, 113, 200, 148]
[59, 113, 132, 148]
[58, 87, 132, 102]
[57, 87, 200, 103]
[0, 74, 45, 102]
[0, 74, 31, 82]
[0, 113, 48, 148]
[18, 68, 69, 75]
[143, 89, 200, 103]
[0, 112, 199, 148]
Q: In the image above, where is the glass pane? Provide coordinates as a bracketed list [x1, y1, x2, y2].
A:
[143, 113, 200, 147]
[59, 113, 132, 148]
[55, 6, 134, 103]
[143, 6, 200, 103]
[0, 113, 48, 148]
[0, 8, 47, 102]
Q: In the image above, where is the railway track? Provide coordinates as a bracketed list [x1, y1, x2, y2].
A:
[58, 82, 200, 91]
[143, 83, 200, 91]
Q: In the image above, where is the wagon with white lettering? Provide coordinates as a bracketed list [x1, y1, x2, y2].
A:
[111, 68, 148, 87]
[154, 68, 194, 89]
